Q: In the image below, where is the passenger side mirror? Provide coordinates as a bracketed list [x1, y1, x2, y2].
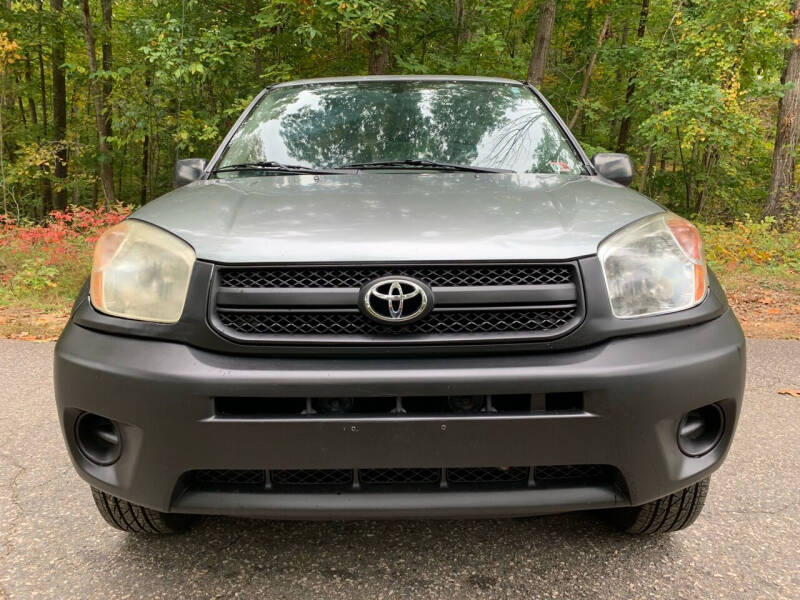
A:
[591, 153, 634, 187]
[173, 158, 207, 188]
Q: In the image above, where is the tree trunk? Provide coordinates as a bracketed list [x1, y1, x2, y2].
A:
[141, 134, 149, 204]
[526, 0, 556, 87]
[101, 0, 112, 142]
[15, 78, 28, 126]
[37, 47, 47, 134]
[368, 27, 389, 75]
[453, 0, 472, 51]
[246, 0, 265, 80]
[23, 54, 38, 126]
[610, 21, 630, 136]
[50, 0, 68, 211]
[141, 71, 151, 204]
[568, 14, 611, 130]
[80, 0, 116, 206]
[638, 145, 653, 194]
[0, 71, 6, 215]
[765, 0, 800, 219]
[616, 0, 650, 152]
[454, 0, 465, 51]
[36, 2, 52, 213]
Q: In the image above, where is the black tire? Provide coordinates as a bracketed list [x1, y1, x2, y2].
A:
[91, 487, 194, 534]
[611, 478, 710, 534]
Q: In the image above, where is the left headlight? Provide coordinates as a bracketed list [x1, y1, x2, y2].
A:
[90, 220, 195, 323]
[598, 212, 707, 318]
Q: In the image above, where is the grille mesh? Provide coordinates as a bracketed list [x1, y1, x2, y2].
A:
[270, 469, 353, 486]
[192, 469, 265, 486]
[359, 468, 441, 486]
[189, 465, 615, 491]
[220, 264, 572, 289]
[447, 467, 529, 485]
[533, 464, 609, 481]
[217, 308, 576, 336]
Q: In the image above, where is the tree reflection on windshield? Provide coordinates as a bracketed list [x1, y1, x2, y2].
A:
[218, 81, 584, 175]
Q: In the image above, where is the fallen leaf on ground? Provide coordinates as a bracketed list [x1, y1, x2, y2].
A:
[777, 389, 800, 398]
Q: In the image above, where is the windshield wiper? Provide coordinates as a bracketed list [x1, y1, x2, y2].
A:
[212, 161, 350, 175]
[339, 159, 514, 173]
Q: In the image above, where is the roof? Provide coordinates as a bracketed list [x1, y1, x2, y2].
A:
[270, 75, 525, 89]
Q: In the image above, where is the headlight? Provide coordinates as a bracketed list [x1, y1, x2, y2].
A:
[90, 220, 195, 323]
[598, 212, 707, 318]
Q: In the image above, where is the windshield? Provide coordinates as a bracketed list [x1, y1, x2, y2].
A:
[216, 80, 585, 175]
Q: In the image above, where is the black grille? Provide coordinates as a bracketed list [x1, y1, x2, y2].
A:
[187, 465, 616, 493]
[220, 264, 572, 289]
[214, 393, 584, 418]
[359, 468, 441, 486]
[217, 308, 576, 336]
[192, 469, 265, 486]
[212, 262, 582, 344]
[533, 464, 610, 481]
[271, 469, 353, 487]
[447, 467, 529, 485]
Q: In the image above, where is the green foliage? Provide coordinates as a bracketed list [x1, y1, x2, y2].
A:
[699, 217, 800, 279]
[10, 256, 59, 291]
[0, 0, 795, 221]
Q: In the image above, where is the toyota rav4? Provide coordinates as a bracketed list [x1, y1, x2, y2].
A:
[55, 76, 745, 535]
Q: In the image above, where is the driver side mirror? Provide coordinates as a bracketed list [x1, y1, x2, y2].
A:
[173, 158, 207, 188]
[591, 153, 634, 187]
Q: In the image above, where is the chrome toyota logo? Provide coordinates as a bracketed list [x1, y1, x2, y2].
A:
[359, 276, 433, 325]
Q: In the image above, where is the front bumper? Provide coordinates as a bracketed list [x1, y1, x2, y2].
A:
[55, 310, 745, 519]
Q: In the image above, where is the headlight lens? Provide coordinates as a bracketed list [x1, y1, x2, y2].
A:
[90, 220, 195, 323]
[598, 212, 707, 318]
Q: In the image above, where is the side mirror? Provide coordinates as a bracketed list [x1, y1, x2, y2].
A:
[173, 158, 207, 188]
[591, 153, 634, 187]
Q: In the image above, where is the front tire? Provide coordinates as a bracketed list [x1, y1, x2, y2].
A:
[91, 487, 194, 534]
[611, 478, 710, 534]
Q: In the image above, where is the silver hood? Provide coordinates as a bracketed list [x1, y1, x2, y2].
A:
[132, 173, 662, 263]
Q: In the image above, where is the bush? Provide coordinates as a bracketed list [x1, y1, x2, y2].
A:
[0, 206, 132, 311]
[698, 217, 800, 281]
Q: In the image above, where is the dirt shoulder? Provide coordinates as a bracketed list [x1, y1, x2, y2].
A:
[724, 275, 800, 340]
[0, 307, 70, 341]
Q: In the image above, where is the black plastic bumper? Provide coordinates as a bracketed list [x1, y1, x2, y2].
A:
[54, 310, 745, 518]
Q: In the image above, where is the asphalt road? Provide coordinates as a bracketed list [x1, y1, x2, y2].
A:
[0, 339, 798, 599]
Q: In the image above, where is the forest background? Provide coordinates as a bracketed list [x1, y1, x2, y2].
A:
[0, 0, 798, 339]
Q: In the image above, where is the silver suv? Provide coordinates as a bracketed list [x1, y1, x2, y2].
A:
[55, 76, 745, 535]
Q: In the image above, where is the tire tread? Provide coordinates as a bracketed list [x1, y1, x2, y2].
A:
[612, 478, 710, 535]
[91, 487, 192, 534]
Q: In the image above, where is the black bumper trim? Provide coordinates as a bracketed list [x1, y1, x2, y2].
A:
[173, 485, 621, 519]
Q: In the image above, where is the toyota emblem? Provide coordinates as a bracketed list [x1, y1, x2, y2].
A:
[359, 276, 434, 325]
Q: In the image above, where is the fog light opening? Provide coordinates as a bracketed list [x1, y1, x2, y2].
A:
[677, 403, 725, 457]
[75, 412, 122, 466]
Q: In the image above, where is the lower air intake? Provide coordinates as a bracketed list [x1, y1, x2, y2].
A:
[187, 465, 616, 492]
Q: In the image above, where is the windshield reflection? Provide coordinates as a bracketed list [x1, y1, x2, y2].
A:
[218, 81, 584, 175]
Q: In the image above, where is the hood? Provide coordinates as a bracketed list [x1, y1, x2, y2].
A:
[132, 173, 662, 263]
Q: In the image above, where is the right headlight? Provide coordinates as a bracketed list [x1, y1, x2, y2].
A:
[90, 220, 195, 323]
[598, 212, 708, 318]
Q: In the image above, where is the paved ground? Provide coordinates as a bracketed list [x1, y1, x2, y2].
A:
[0, 339, 798, 599]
